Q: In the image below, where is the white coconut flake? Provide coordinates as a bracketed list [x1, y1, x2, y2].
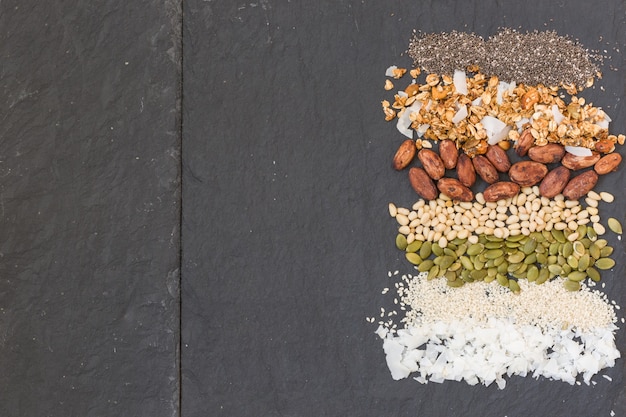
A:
[481, 115, 511, 145]
[452, 105, 468, 125]
[453, 70, 468, 95]
[376, 272, 621, 388]
[385, 65, 398, 77]
[564, 146, 593, 157]
[552, 104, 565, 125]
[396, 101, 423, 138]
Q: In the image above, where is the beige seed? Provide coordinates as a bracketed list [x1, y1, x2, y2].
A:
[467, 234, 479, 244]
[587, 206, 599, 215]
[587, 190, 601, 201]
[408, 211, 418, 221]
[585, 197, 598, 208]
[521, 227, 531, 236]
[396, 214, 410, 226]
[399, 225, 411, 235]
[600, 192, 614, 203]
[567, 232, 579, 242]
[406, 233, 416, 244]
[475, 193, 485, 204]
[389, 203, 398, 217]
[590, 215, 600, 223]
[409, 219, 420, 228]
[554, 222, 567, 231]
[593, 222, 606, 235]
[567, 221, 578, 231]
[397, 207, 410, 216]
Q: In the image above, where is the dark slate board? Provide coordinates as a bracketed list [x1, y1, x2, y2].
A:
[0, 1, 181, 416]
[182, 1, 626, 416]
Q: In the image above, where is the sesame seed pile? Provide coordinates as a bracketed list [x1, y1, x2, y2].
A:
[397, 272, 618, 332]
[408, 28, 602, 88]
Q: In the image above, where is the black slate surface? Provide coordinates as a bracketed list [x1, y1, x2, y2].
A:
[1, 1, 181, 416]
[182, 1, 626, 416]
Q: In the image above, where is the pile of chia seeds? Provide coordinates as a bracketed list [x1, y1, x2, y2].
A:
[407, 28, 603, 88]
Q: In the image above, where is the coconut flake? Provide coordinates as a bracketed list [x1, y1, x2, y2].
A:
[453, 70, 468, 95]
[481, 115, 511, 144]
[552, 104, 565, 125]
[396, 100, 423, 138]
[385, 65, 398, 77]
[564, 146, 593, 157]
[452, 105, 468, 125]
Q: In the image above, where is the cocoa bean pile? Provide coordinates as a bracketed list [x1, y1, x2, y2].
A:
[393, 134, 622, 203]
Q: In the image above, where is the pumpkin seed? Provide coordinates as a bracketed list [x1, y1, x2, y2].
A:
[572, 241, 585, 257]
[455, 243, 468, 257]
[600, 246, 614, 257]
[439, 255, 455, 269]
[595, 258, 615, 270]
[536, 253, 548, 265]
[485, 249, 504, 259]
[460, 256, 474, 270]
[551, 229, 566, 243]
[595, 239, 608, 249]
[443, 248, 457, 258]
[577, 253, 590, 271]
[549, 242, 560, 256]
[536, 267, 550, 284]
[485, 241, 504, 249]
[561, 241, 573, 258]
[588, 243, 601, 260]
[448, 261, 462, 272]
[608, 218, 622, 234]
[497, 262, 509, 274]
[527, 265, 539, 282]
[447, 279, 464, 288]
[418, 259, 435, 272]
[396, 234, 408, 250]
[586, 226, 597, 241]
[427, 265, 440, 280]
[467, 243, 484, 256]
[406, 253, 422, 265]
[524, 253, 537, 264]
[496, 273, 509, 287]
[420, 241, 432, 259]
[581, 238, 592, 248]
[406, 240, 422, 253]
[508, 251, 525, 263]
[432, 243, 444, 256]
[508, 279, 521, 294]
[568, 270, 587, 282]
[445, 270, 457, 282]
[563, 279, 581, 291]
[487, 267, 498, 277]
[566, 255, 579, 269]
[484, 274, 496, 283]
[586, 267, 601, 282]
[470, 269, 488, 280]
[508, 234, 526, 242]
[522, 239, 538, 255]
[548, 264, 563, 275]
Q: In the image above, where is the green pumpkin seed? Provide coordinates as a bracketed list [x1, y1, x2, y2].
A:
[447, 279, 464, 288]
[485, 241, 504, 249]
[600, 246, 614, 257]
[406, 253, 422, 265]
[566, 255, 579, 269]
[508, 234, 526, 242]
[427, 265, 440, 280]
[536, 267, 550, 284]
[455, 243, 468, 257]
[432, 243, 444, 256]
[527, 265, 539, 282]
[608, 218, 623, 234]
[567, 270, 587, 282]
[496, 273, 509, 287]
[473, 258, 485, 270]
[506, 241, 521, 248]
[447, 242, 458, 251]
[586, 226, 597, 241]
[577, 253, 590, 271]
[396, 234, 408, 250]
[577, 224, 588, 239]
[497, 262, 509, 274]
[487, 267, 498, 277]
[443, 248, 457, 258]
[549, 242, 560, 256]
[562, 264, 572, 275]
[522, 239, 538, 255]
[595, 238, 608, 249]
[445, 270, 457, 282]
[588, 243, 601, 260]
[548, 264, 563, 275]
[508, 279, 521, 294]
[581, 238, 592, 249]
[595, 258, 615, 270]
[563, 279, 581, 292]
[572, 241, 585, 257]
[486, 235, 503, 242]
[461, 270, 474, 282]
[524, 253, 537, 264]
[439, 255, 455, 269]
[484, 274, 496, 283]
[417, 259, 435, 272]
[508, 251, 526, 263]
[406, 240, 422, 253]
[460, 256, 474, 270]
[561, 241, 573, 258]
[485, 259, 496, 268]
[536, 253, 548, 265]
[471, 269, 488, 280]
[586, 267, 601, 282]
[485, 249, 504, 259]
[419, 241, 432, 259]
[552, 229, 566, 243]
[448, 261, 462, 272]
[467, 243, 484, 256]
